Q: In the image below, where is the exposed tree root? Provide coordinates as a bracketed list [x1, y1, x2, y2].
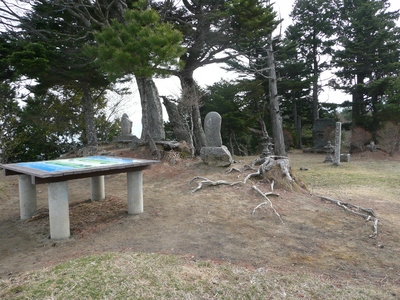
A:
[320, 196, 379, 238]
[189, 156, 379, 238]
[189, 176, 243, 193]
[226, 165, 255, 174]
[251, 185, 283, 223]
[244, 156, 293, 184]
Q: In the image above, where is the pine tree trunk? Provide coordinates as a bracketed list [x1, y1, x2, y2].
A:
[267, 34, 286, 156]
[82, 85, 97, 146]
[136, 77, 149, 141]
[293, 97, 302, 149]
[137, 77, 165, 141]
[162, 96, 193, 146]
[312, 41, 319, 124]
[352, 77, 364, 129]
[179, 75, 206, 154]
[191, 103, 206, 153]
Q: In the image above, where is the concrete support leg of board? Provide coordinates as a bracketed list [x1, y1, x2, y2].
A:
[91, 176, 105, 201]
[48, 181, 70, 239]
[18, 175, 37, 220]
[127, 171, 143, 214]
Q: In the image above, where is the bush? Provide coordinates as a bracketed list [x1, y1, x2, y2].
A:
[350, 127, 372, 152]
[377, 122, 400, 156]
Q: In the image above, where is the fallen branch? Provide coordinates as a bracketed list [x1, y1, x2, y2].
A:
[252, 185, 283, 223]
[189, 176, 242, 193]
[320, 196, 379, 238]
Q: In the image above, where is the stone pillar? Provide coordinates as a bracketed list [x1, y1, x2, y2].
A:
[48, 181, 70, 239]
[333, 122, 342, 166]
[18, 175, 37, 220]
[201, 111, 233, 166]
[91, 176, 105, 201]
[127, 171, 143, 214]
[204, 111, 222, 147]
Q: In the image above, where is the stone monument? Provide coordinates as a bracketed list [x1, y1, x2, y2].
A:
[200, 111, 233, 167]
[312, 118, 335, 150]
[121, 113, 133, 136]
[114, 113, 139, 143]
[333, 122, 341, 166]
[323, 141, 334, 163]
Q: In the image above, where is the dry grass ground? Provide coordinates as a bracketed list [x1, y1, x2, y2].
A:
[0, 148, 399, 299]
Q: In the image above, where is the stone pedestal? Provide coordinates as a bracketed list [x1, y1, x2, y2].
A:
[200, 146, 233, 167]
[18, 175, 37, 220]
[91, 176, 105, 201]
[127, 171, 143, 214]
[340, 153, 350, 162]
[48, 181, 70, 240]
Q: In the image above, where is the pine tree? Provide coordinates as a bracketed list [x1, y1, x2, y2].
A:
[332, 0, 400, 132]
[288, 0, 337, 125]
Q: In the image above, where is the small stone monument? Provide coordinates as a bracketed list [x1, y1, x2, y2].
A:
[114, 113, 139, 143]
[323, 141, 334, 163]
[200, 111, 233, 167]
[261, 135, 274, 158]
[121, 113, 133, 136]
[369, 141, 377, 152]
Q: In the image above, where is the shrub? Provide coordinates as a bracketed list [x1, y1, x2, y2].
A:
[283, 129, 294, 150]
[377, 122, 400, 156]
[350, 127, 372, 152]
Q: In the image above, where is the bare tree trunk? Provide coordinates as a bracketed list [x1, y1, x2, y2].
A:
[180, 76, 207, 155]
[82, 85, 97, 146]
[191, 103, 206, 153]
[266, 34, 286, 156]
[136, 78, 149, 141]
[293, 97, 302, 149]
[229, 132, 235, 156]
[162, 96, 193, 147]
[137, 77, 165, 141]
[312, 42, 319, 124]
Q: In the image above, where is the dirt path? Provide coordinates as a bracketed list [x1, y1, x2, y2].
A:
[1, 151, 399, 294]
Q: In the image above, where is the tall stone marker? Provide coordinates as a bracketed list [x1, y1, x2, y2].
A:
[200, 111, 233, 167]
[204, 111, 223, 147]
[333, 122, 342, 166]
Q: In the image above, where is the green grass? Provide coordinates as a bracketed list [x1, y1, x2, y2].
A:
[0, 252, 395, 299]
[289, 152, 400, 198]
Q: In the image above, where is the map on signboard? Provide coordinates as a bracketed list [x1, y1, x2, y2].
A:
[16, 156, 138, 172]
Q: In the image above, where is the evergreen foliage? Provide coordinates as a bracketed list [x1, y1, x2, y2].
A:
[1, 0, 400, 158]
[88, 1, 185, 80]
[332, 0, 400, 131]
